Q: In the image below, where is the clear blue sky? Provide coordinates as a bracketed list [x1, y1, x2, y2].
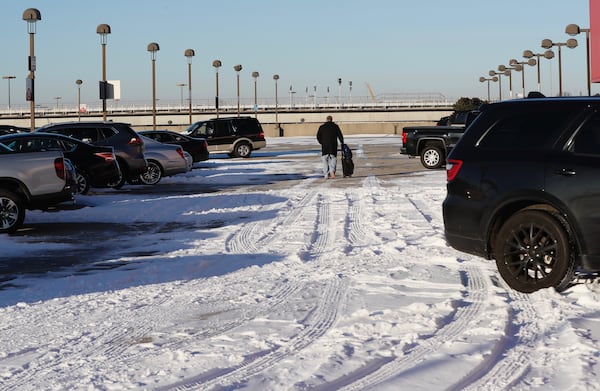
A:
[0, 0, 592, 108]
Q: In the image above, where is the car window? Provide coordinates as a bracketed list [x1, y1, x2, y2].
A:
[193, 122, 214, 137]
[98, 127, 117, 141]
[214, 121, 229, 137]
[477, 109, 577, 150]
[570, 112, 600, 155]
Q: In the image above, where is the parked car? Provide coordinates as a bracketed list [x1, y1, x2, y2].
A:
[0, 143, 75, 233]
[0, 125, 30, 136]
[139, 130, 209, 163]
[36, 121, 147, 188]
[0, 132, 121, 194]
[135, 136, 190, 185]
[443, 96, 600, 293]
[184, 116, 266, 158]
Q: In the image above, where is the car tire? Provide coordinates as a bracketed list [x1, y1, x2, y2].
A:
[234, 143, 252, 158]
[74, 170, 91, 195]
[420, 145, 444, 169]
[139, 160, 162, 185]
[0, 189, 25, 234]
[494, 210, 576, 293]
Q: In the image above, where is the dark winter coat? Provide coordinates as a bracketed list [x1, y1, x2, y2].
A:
[317, 121, 344, 156]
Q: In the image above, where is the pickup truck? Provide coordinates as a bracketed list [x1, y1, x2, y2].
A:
[0, 143, 74, 233]
[400, 111, 476, 169]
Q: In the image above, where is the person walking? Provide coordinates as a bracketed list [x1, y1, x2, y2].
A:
[317, 115, 344, 179]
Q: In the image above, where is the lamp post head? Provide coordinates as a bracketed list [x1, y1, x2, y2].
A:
[212, 60, 222, 69]
[498, 64, 507, 72]
[509, 58, 518, 66]
[76, 79, 83, 86]
[566, 38, 578, 49]
[566, 23, 581, 35]
[185, 48, 195, 63]
[96, 24, 111, 44]
[234, 64, 242, 72]
[544, 50, 555, 59]
[492, 76, 498, 82]
[273, 74, 279, 81]
[23, 8, 41, 33]
[526, 58, 537, 66]
[252, 71, 259, 79]
[488, 70, 497, 77]
[147, 42, 160, 60]
[523, 50, 534, 59]
[541, 39, 553, 49]
[479, 77, 486, 83]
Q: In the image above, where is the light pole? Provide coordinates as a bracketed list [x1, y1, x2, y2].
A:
[509, 58, 536, 97]
[176, 83, 186, 109]
[23, 8, 41, 131]
[96, 24, 111, 121]
[76, 79, 83, 121]
[147, 42, 160, 130]
[212, 60, 221, 118]
[349, 81, 353, 105]
[566, 24, 591, 96]
[523, 50, 555, 93]
[489, 70, 507, 101]
[498, 64, 522, 98]
[479, 76, 498, 101]
[252, 71, 259, 118]
[184, 49, 194, 125]
[233, 64, 242, 117]
[2, 76, 15, 111]
[541, 38, 578, 96]
[337, 78, 342, 108]
[273, 74, 279, 124]
[53, 96, 61, 111]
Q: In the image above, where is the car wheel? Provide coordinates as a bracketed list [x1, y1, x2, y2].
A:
[74, 170, 91, 195]
[494, 210, 576, 293]
[0, 189, 25, 234]
[420, 145, 444, 169]
[139, 160, 162, 185]
[234, 143, 252, 158]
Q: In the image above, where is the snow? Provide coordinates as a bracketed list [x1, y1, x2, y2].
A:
[1, 135, 600, 390]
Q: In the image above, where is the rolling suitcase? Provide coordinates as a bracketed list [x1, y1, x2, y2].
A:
[341, 143, 354, 177]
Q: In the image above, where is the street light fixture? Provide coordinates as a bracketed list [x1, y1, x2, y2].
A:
[184, 49, 195, 125]
[509, 58, 537, 97]
[53, 96, 61, 111]
[479, 76, 498, 101]
[212, 60, 222, 118]
[147, 42, 160, 130]
[75, 79, 83, 121]
[337, 78, 342, 108]
[273, 74, 279, 124]
[96, 24, 111, 121]
[252, 71, 259, 118]
[233, 64, 242, 117]
[176, 83, 187, 109]
[498, 64, 522, 99]
[566, 23, 591, 96]
[541, 38, 578, 96]
[523, 50, 555, 93]
[489, 70, 507, 100]
[23, 8, 41, 131]
[2, 76, 16, 111]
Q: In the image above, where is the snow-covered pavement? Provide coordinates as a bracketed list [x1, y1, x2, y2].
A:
[1, 136, 600, 390]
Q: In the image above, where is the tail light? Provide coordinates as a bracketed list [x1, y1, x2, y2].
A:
[95, 152, 115, 161]
[446, 159, 463, 182]
[259, 131, 265, 138]
[402, 131, 407, 144]
[54, 157, 67, 180]
[128, 136, 142, 145]
[203, 140, 208, 148]
[176, 147, 185, 159]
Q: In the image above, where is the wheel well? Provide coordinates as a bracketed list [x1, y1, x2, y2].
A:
[417, 139, 444, 155]
[487, 202, 579, 262]
[0, 180, 29, 204]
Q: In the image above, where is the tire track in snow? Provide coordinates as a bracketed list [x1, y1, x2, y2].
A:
[159, 275, 349, 391]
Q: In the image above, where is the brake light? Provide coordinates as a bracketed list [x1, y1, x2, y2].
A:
[128, 137, 142, 145]
[402, 131, 407, 144]
[54, 157, 66, 180]
[446, 159, 463, 182]
[95, 152, 115, 161]
[176, 147, 185, 159]
[259, 131, 265, 138]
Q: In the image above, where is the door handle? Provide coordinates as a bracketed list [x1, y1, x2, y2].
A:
[554, 168, 577, 176]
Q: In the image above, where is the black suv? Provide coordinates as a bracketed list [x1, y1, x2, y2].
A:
[36, 121, 147, 188]
[443, 97, 600, 293]
[184, 116, 266, 158]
